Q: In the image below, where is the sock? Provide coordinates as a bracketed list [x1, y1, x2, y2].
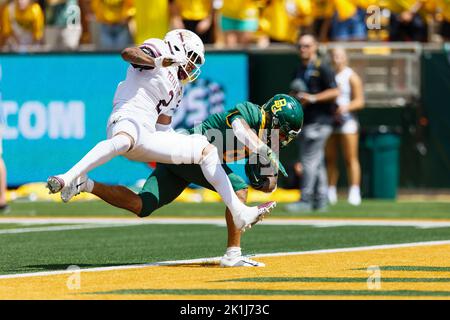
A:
[200, 149, 247, 217]
[349, 185, 360, 196]
[226, 247, 242, 258]
[328, 185, 337, 196]
[62, 135, 131, 184]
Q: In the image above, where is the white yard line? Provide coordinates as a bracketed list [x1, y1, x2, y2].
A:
[0, 224, 140, 234]
[1, 217, 450, 229]
[2, 217, 450, 226]
[1, 239, 450, 280]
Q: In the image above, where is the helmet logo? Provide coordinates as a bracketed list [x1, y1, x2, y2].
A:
[271, 98, 287, 114]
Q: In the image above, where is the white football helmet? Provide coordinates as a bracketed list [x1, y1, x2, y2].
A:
[164, 29, 205, 82]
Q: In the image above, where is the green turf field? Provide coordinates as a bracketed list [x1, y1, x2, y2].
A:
[1, 200, 450, 276]
[4, 199, 450, 218]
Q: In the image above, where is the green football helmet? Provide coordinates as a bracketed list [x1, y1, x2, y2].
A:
[263, 94, 304, 148]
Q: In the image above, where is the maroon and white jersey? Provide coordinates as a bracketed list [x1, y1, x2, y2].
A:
[112, 38, 184, 123]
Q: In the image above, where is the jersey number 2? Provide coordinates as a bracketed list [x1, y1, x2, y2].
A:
[156, 90, 174, 114]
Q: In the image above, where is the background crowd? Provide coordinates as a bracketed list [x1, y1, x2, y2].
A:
[0, 0, 450, 52]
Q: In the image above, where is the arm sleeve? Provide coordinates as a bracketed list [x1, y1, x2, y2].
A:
[161, 107, 175, 117]
[231, 119, 259, 153]
[155, 123, 174, 132]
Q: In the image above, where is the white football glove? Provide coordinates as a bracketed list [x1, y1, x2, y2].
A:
[154, 55, 186, 68]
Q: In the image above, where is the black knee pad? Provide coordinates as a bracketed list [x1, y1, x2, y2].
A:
[137, 193, 159, 218]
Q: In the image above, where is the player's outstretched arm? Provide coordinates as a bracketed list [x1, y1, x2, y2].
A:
[231, 118, 264, 153]
[231, 118, 288, 177]
[121, 47, 157, 67]
[121, 47, 181, 68]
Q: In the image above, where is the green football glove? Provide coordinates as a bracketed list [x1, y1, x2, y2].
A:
[267, 149, 288, 177]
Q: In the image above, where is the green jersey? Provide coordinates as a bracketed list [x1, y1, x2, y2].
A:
[188, 101, 265, 162]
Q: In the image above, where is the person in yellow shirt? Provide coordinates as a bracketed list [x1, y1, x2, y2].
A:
[330, 0, 368, 41]
[169, 0, 215, 44]
[218, 0, 266, 47]
[386, 0, 428, 41]
[311, 0, 334, 41]
[1, 0, 44, 51]
[133, 0, 169, 43]
[91, 0, 135, 50]
[259, 0, 313, 44]
[435, 0, 450, 40]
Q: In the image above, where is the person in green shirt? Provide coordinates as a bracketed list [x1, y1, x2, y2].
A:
[62, 93, 304, 267]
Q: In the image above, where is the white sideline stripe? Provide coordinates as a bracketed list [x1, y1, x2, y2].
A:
[2, 217, 450, 229]
[1, 240, 450, 280]
[0, 224, 142, 234]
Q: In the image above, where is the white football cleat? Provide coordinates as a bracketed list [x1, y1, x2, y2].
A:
[220, 255, 265, 267]
[61, 175, 88, 203]
[46, 175, 66, 194]
[233, 201, 276, 232]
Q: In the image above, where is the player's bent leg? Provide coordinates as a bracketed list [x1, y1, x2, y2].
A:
[125, 130, 277, 231]
[325, 134, 339, 205]
[92, 180, 144, 216]
[226, 188, 247, 249]
[220, 188, 265, 267]
[47, 133, 133, 194]
[138, 164, 190, 217]
[199, 144, 276, 232]
[136, 193, 158, 217]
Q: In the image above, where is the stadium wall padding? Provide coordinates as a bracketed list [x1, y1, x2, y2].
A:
[420, 51, 450, 188]
[248, 50, 450, 190]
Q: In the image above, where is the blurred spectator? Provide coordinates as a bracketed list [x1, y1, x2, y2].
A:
[286, 34, 340, 213]
[0, 0, 6, 45]
[169, 0, 215, 44]
[45, 0, 81, 51]
[134, 0, 168, 42]
[436, 0, 450, 41]
[325, 47, 364, 206]
[311, 0, 333, 41]
[386, 0, 428, 41]
[91, 0, 135, 50]
[259, 0, 313, 44]
[366, 1, 391, 41]
[331, 0, 367, 41]
[78, 0, 92, 44]
[217, 0, 264, 47]
[0, 0, 44, 52]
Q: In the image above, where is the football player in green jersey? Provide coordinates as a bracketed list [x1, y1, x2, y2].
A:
[62, 94, 304, 267]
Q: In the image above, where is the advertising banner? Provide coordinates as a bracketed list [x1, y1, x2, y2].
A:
[0, 53, 248, 186]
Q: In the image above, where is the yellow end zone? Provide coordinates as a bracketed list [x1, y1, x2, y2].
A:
[1, 244, 450, 300]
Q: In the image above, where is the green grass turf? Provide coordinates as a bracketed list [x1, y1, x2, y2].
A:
[0, 224, 75, 230]
[3, 200, 450, 219]
[218, 277, 450, 283]
[90, 288, 450, 297]
[1, 223, 450, 275]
